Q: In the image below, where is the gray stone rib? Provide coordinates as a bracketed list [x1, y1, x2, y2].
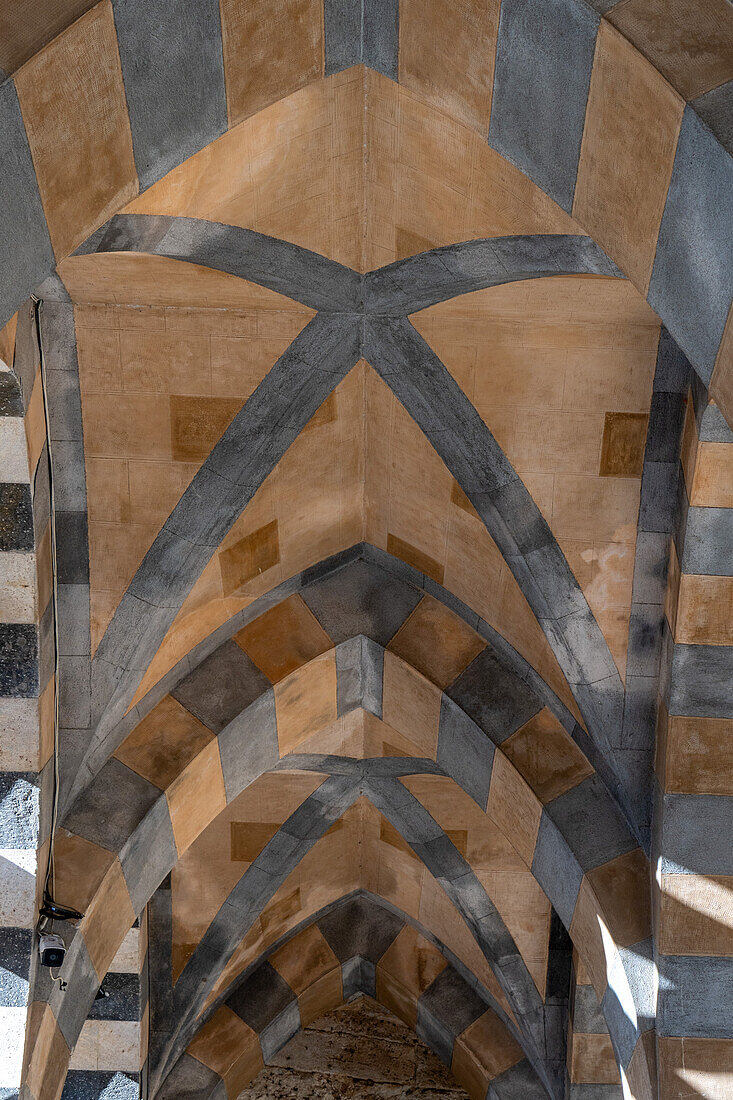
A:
[75, 213, 362, 312]
[362, 315, 633, 833]
[86, 311, 362, 769]
[364, 234, 622, 314]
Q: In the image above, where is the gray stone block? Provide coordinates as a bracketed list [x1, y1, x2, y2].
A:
[318, 895, 403, 963]
[447, 645, 540, 742]
[637, 461, 679, 535]
[692, 79, 733, 155]
[572, 983, 608, 1035]
[113, 0, 227, 190]
[418, 967, 486, 1054]
[437, 696, 494, 808]
[645, 391, 686, 464]
[172, 641, 270, 733]
[227, 961, 296, 1034]
[546, 776, 636, 872]
[489, 0, 599, 212]
[87, 972, 140, 1022]
[0, 483, 33, 552]
[649, 107, 733, 383]
[302, 558, 421, 646]
[569, 1086, 623, 1100]
[57, 585, 91, 658]
[0, 622, 37, 697]
[259, 1001, 301, 1062]
[0, 81, 55, 328]
[682, 507, 733, 576]
[532, 813, 583, 928]
[218, 691, 279, 802]
[489, 1058, 548, 1100]
[0, 927, 31, 1007]
[661, 793, 733, 875]
[625, 604, 664, 680]
[61, 1071, 140, 1099]
[63, 757, 161, 852]
[342, 955, 376, 999]
[0, 773, 38, 848]
[658, 954, 733, 1038]
[120, 793, 177, 915]
[631, 531, 668, 605]
[670, 643, 733, 718]
[51, 440, 87, 513]
[325, 0, 399, 80]
[157, 1053, 222, 1099]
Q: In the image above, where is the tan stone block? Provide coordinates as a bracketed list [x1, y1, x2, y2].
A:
[573, 22, 683, 291]
[399, 0, 498, 132]
[166, 740, 227, 855]
[86, 458, 131, 525]
[221, 0, 324, 126]
[570, 1032, 620, 1084]
[381, 652, 441, 759]
[188, 1006, 257, 1076]
[502, 708, 593, 804]
[120, 331, 211, 395]
[114, 694, 214, 789]
[664, 714, 733, 795]
[270, 924, 339, 993]
[386, 532, 444, 585]
[235, 593, 332, 683]
[387, 596, 485, 689]
[711, 305, 733, 432]
[587, 848, 651, 948]
[82, 393, 172, 459]
[82, 860, 136, 979]
[298, 967, 343, 1026]
[170, 394, 242, 463]
[599, 412, 649, 477]
[452, 1009, 522, 1088]
[218, 520, 280, 596]
[690, 442, 733, 507]
[659, 874, 733, 956]
[676, 574, 733, 645]
[487, 753, 542, 867]
[608, 0, 733, 101]
[15, 2, 137, 258]
[569, 879, 609, 1000]
[274, 651, 338, 755]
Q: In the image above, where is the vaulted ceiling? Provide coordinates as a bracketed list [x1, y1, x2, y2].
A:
[0, 3, 730, 1100]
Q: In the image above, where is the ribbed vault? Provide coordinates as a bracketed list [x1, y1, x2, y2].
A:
[0, 6, 730, 1100]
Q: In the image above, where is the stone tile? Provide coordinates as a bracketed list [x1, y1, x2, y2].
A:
[318, 896, 403, 964]
[235, 593, 332, 684]
[608, 0, 733, 101]
[382, 652, 442, 758]
[325, 0, 399, 79]
[270, 924, 339, 995]
[663, 714, 733, 795]
[546, 776, 636, 872]
[586, 848, 651, 948]
[172, 641, 271, 733]
[113, 0, 227, 190]
[14, 3, 137, 258]
[489, 0, 599, 212]
[63, 758, 161, 853]
[661, 793, 733, 875]
[658, 954, 733, 1038]
[388, 596, 486, 690]
[386, 533, 444, 586]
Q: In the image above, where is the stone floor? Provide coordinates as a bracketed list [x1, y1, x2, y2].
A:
[237, 997, 470, 1099]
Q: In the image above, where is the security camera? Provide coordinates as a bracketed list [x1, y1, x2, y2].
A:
[39, 933, 66, 968]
